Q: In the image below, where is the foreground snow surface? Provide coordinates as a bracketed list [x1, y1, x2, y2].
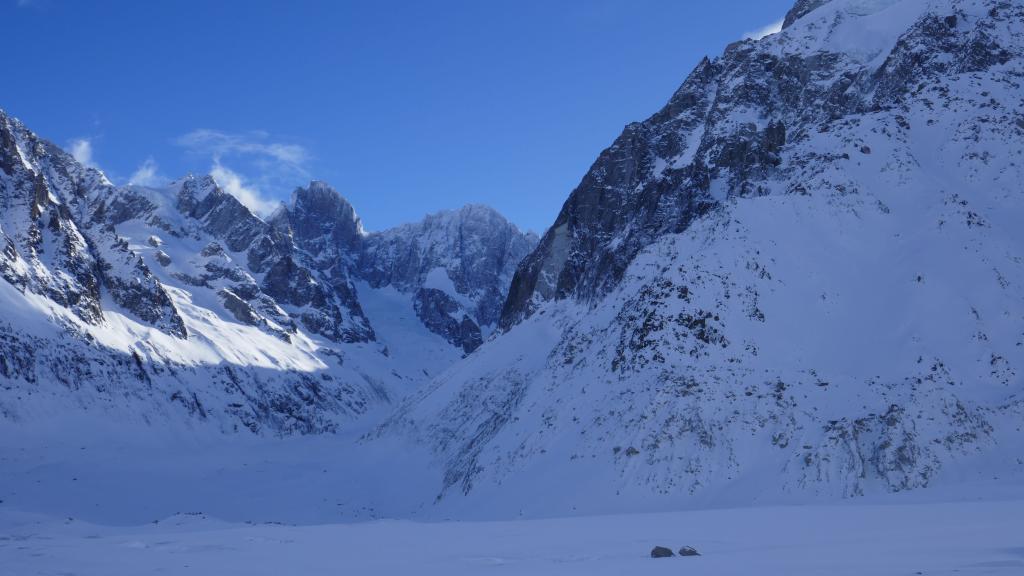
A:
[2, 499, 1022, 575]
[2, 429, 1022, 574]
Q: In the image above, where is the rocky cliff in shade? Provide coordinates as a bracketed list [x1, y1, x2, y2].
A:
[501, 0, 1019, 329]
[356, 204, 538, 349]
[0, 111, 535, 433]
[269, 185, 537, 352]
[278, 180, 365, 257]
[381, 0, 1024, 516]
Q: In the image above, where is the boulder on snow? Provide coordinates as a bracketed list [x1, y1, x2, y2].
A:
[678, 546, 700, 556]
[650, 546, 674, 558]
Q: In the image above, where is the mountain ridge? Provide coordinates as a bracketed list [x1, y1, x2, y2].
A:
[0, 107, 536, 434]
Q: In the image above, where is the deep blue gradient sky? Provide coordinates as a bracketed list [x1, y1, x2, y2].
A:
[5, 0, 793, 233]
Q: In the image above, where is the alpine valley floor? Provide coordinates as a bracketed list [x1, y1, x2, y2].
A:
[2, 426, 1023, 575]
[2, 497, 1022, 576]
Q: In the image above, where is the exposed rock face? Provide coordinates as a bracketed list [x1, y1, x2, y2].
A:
[380, 0, 1024, 514]
[358, 204, 538, 331]
[500, 0, 1023, 330]
[104, 176, 375, 345]
[0, 128, 386, 433]
[0, 109, 534, 434]
[413, 288, 483, 354]
[279, 180, 364, 257]
[782, 0, 831, 28]
[0, 110, 186, 338]
[268, 187, 536, 351]
[269, 185, 537, 351]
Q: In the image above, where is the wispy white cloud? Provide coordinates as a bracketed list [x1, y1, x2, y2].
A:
[744, 18, 784, 40]
[176, 129, 308, 165]
[128, 157, 166, 187]
[69, 138, 98, 169]
[209, 160, 280, 216]
[175, 129, 308, 215]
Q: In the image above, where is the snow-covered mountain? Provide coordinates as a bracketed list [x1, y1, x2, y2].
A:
[0, 110, 536, 433]
[357, 204, 538, 351]
[3, 0, 1023, 523]
[378, 0, 1024, 516]
[271, 182, 538, 352]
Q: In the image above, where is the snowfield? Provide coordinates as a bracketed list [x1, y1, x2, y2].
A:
[1, 426, 1021, 575]
[2, 498, 1022, 576]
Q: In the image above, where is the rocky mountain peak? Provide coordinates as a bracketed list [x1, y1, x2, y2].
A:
[499, 0, 1019, 330]
[282, 180, 365, 253]
[782, 0, 831, 28]
[434, 203, 507, 225]
[356, 202, 537, 333]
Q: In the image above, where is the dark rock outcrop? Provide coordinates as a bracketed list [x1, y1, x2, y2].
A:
[413, 288, 483, 354]
[650, 546, 674, 558]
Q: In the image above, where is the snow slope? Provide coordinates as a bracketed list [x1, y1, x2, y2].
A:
[379, 0, 1024, 515]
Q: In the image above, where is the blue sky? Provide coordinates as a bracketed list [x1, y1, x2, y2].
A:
[5, 0, 793, 233]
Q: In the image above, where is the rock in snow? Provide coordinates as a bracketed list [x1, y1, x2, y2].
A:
[650, 546, 674, 558]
